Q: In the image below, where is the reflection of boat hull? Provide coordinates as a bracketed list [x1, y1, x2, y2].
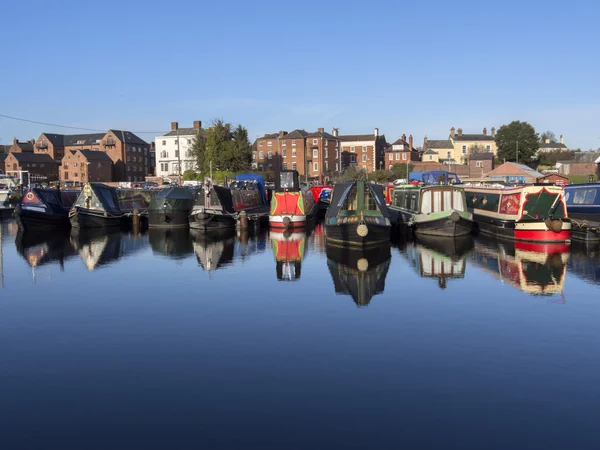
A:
[69, 207, 128, 229]
[415, 234, 474, 258]
[148, 211, 189, 228]
[413, 212, 473, 237]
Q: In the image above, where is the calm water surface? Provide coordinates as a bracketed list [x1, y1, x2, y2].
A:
[1, 220, 600, 449]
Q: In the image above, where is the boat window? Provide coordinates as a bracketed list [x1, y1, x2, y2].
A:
[452, 190, 464, 211]
[421, 191, 432, 214]
[364, 189, 378, 211]
[433, 191, 441, 212]
[584, 189, 597, 205]
[343, 187, 358, 210]
[573, 189, 587, 204]
[280, 172, 295, 189]
[443, 190, 452, 211]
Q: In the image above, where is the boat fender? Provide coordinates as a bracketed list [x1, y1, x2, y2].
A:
[283, 216, 291, 228]
[357, 258, 369, 272]
[450, 211, 460, 223]
[357, 223, 369, 237]
[544, 218, 563, 233]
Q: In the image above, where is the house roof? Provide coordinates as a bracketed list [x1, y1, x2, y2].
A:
[0, 154, 7, 162]
[469, 152, 494, 160]
[538, 173, 568, 180]
[257, 133, 279, 141]
[426, 139, 454, 149]
[162, 128, 202, 137]
[452, 134, 494, 141]
[63, 133, 106, 146]
[9, 153, 58, 164]
[306, 130, 338, 139]
[423, 149, 439, 155]
[539, 142, 567, 149]
[0, 145, 11, 153]
[279, 130, 309, 139]
[338, 134, 377, 142]
[78, 150, 113, 161]
[487, 162, 542, 178]
[41, 133, 65, 146]
[109, 130, 147, 145]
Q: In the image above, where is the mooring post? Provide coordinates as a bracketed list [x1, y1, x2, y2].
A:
[239, 210, 248, 230]
[132, 209, 140, 235]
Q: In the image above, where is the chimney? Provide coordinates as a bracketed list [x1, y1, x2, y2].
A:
[171, 122, 179, 131]
[279, 130, 288, 138]
[560, 135, 564, 144]
[457, 128, 463, 137]
[318, 127, 324, 133]
[483, 127, 487, 136]
[193, 120, 202, 129]
[332, 128, 339, 137]
[424, 135, 428, 144]
[402, 133, 406, 141]
[409, 135, 413, 150]
[374, 127, 379, 137]
[545, 138, 550, 144]
[13, 137, 17, 145]
[450, 127, 456, 136]
[491, 127, 496, 137]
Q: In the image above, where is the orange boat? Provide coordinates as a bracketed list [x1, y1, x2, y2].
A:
[270, 170, 316, 229]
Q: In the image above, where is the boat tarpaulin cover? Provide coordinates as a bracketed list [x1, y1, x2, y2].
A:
[367, 183, 392, 219]
[325, 182, 355, 219]
[149, 187, 196, 213]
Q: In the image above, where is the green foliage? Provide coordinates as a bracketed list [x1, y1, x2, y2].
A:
[201, 119, 253, 173]
[390, 164, 413, 180]
[537, 150, 579, 167]
[495, 121, 539, 163]
[210, 170, 236, 184]
[568, 174, 597, 184]
[334, 165, 414, 184]
[540, 130, 557, 143]
[189, 133, 206, 174]
[335, 166, 369, 182]
[182, 170, 201, 181]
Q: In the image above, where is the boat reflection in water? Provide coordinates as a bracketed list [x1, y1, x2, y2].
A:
[471, 236, 569, 296]
[191, 229, 235, 274]
[568, 242, 600, 285]
[400, 235, 472, 289]
[271, 230, 307, 281]
[326, 243, 391, 306]
[148, 228, 193, 260]
[15, 229, 77, 277]
[70, 228, 149, 271]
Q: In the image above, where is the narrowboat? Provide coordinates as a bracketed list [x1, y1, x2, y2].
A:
[149, 228, 194, 259]
[310, 185, 332, 216]
[15, 188, 79, 229]
[190, 228, 236, 274]
[464, 184, 571, 243]
[69, 183, 130, 228]
[563, 183, 600, 242]
[325, 181, 392, 246]
[471, 235, 569, 296]
[117, 189, 156, 225]
[326, 243, 391, 306]
[389, 174, 473, 237]
[271, 230, 307, 281]
[189, 174, 269, 231]
[15, 228, 76, 271]
[148, 187, 196, 228]
[269, 170, 316, 229]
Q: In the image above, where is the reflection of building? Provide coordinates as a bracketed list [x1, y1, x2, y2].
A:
[271, 231, 307, 281]
[326, 244, 391, 306]
[71, 229, 149, 270]
[471, 237, 569, 295]
[401, 236, 472, 289]
[567, 242, 600, 285]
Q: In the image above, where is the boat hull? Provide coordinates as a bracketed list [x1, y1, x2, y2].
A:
[190, 210, 237, 230]
[16, 206, 70, 229]
[69, 208, 128, 229]
[325, 223, 391, 247]
[473, 214, 572, 243]
[148, 211, 190, 228]
[414, 214, 473, 237]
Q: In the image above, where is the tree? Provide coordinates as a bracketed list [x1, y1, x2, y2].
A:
[229, 125, 253, 172]
[202, 119, 252, 174]
[495, 121, 539, 164]
[540, 130, 557, 143]
[189, 132, 206, 174]
[182, 169, 200, 181]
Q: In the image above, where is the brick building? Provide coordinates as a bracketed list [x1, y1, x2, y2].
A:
[0, 154, 7, 174]
[468, 153, 495, 177]
[61, 150, 114, 183]
[337, 128, 386, 173]
[384, 134, 419, 170]
[9, 138, 35, 153]
[34, 133, 68, 161]
[4, 153, 59, 182]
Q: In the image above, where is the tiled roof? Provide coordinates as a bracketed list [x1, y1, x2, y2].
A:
[0, 154, 7, 161]
[279, 130, 309, 139]
[338, 134, 376, 142]
[162, 128, 202, 137]
[488, 162, 542, 178]
[63, 133, 106, 146]
[426, 140, 454, 149]
[9, 153, 58, 164]
[469, 152, 494, 160]
[0, 145, 11, 153]
[16, 142, 35, 152]
[306, 130, 338, 139]
[452, 134, 494, 141]
[79, 150, 113, 161]
[257, 133, 279, 140]
[539, 142, 567, 149]
[423, 149, 439, 155]
[109, 130, 148, 145]
[41, 133, 65, 146]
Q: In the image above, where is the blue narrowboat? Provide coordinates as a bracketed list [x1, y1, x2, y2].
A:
[564, 183, 600, 242]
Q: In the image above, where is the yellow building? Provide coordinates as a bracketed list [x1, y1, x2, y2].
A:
[448, 127, 497, 164]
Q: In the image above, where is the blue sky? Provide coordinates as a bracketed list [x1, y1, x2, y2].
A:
[1, 0, 598, 150]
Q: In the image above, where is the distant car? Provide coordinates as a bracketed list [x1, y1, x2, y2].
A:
[143, 182, 159, 189]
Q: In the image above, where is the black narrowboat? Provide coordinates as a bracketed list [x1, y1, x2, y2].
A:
[69, 183, 129, 228]
[325, 181, 391, 246]
[148, 187, 196, 228]
[564, 183, 600, 242]
[15, 188, 79, 229]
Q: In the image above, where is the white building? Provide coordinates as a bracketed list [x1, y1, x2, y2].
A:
[155, 121, 202, 178]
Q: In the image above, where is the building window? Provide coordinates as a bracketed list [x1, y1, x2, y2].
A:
[335, 163, 339, 171]
[390, 165, 393, 170]
[267, 141, 273, 147]
[362, 146, 367, 153]
[174, 140, 178, 145]
[283, 162, 287, 170]
[395, 153, 400, 161]
[476, 161, 483, 168]
[325, 161, 328, 170]
[312, 139, 318, 145]
[268, 164, 272, 169]
[313, 149, 318, 158]
[175, 150, 179, 157]
[292, 140, 296, 146]
[462, 145, 467, 154]
[268, 151, 273, 159]
[402, 153, 407, 161]
[350, 146, 355, 153]
[252, 154, 256, 161]
[486, 145, 491, 152]
[447, 151, 452, 158]
[313, 162, 318, 171]
[335, 149, 338, 159]
[389, 153, 393, 161]
[282, 141, 286, 146]
[325, 148, 328, 158]
[350, 154, 356, 163]
[259, 141, 263, 147]
[429, 155, 433, 161]
[325, 139, 328, 145]
[292, 162, 297, 170]
[292, 149, 296, 158]
[259, 151, 264, 159]
[362, 154, 367, 162]
[282, 149, 287, 157]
